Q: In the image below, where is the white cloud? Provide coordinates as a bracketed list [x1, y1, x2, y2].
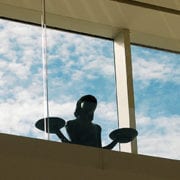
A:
[83, 56, 115, 77]
[96, 101, 117, 122]
[8, 62, 30, 79]
[48, 101, 75, 119]
[132, 57, 180, 85]
[0, 98, 43, 136]
[0, 19, 43, 138]
[46, 28, 115, 82]
[136, 114, 180, 160]
[0, 20, 41, 59]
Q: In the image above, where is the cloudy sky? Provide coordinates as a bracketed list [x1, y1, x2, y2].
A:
[0, 19, 179, 160]
[131, 45, 180, 160]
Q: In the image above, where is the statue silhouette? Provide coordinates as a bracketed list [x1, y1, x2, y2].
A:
[35, 95, 138, 150]
[66, 95, 102, 147]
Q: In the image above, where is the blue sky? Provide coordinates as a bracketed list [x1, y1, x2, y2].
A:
[131, 45, 180, 159]
[0, 19, 179, 160]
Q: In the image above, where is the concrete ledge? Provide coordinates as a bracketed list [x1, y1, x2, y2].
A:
[0, 133, 179, 180]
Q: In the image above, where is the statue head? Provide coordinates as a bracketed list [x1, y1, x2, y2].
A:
[74, 95, 97, 121]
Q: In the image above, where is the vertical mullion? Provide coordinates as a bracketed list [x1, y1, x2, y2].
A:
[114, 29, 137, 153]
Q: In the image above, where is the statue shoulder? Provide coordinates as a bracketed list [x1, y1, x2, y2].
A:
[93, 124, 101, 131]
[66, 119, 78, 127]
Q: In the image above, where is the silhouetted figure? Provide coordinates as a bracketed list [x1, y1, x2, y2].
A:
[66, 95, 102, 148]
[35, 95, 138, 150]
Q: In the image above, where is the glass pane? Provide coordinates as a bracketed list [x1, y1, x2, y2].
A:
[131, 45, 180, 160]
[0, 19, 44, 139]
[46, 28, 119, 150]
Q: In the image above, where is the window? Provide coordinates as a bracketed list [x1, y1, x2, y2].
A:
[46, 28, 119, 149]
[0, 19, 44, 139]
[0, 18, 119, 150]
[131, 45, 180, 160]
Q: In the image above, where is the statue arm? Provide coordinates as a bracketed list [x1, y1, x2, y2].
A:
[102, 140, 118, 150]
[56, 130, 71, 143]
